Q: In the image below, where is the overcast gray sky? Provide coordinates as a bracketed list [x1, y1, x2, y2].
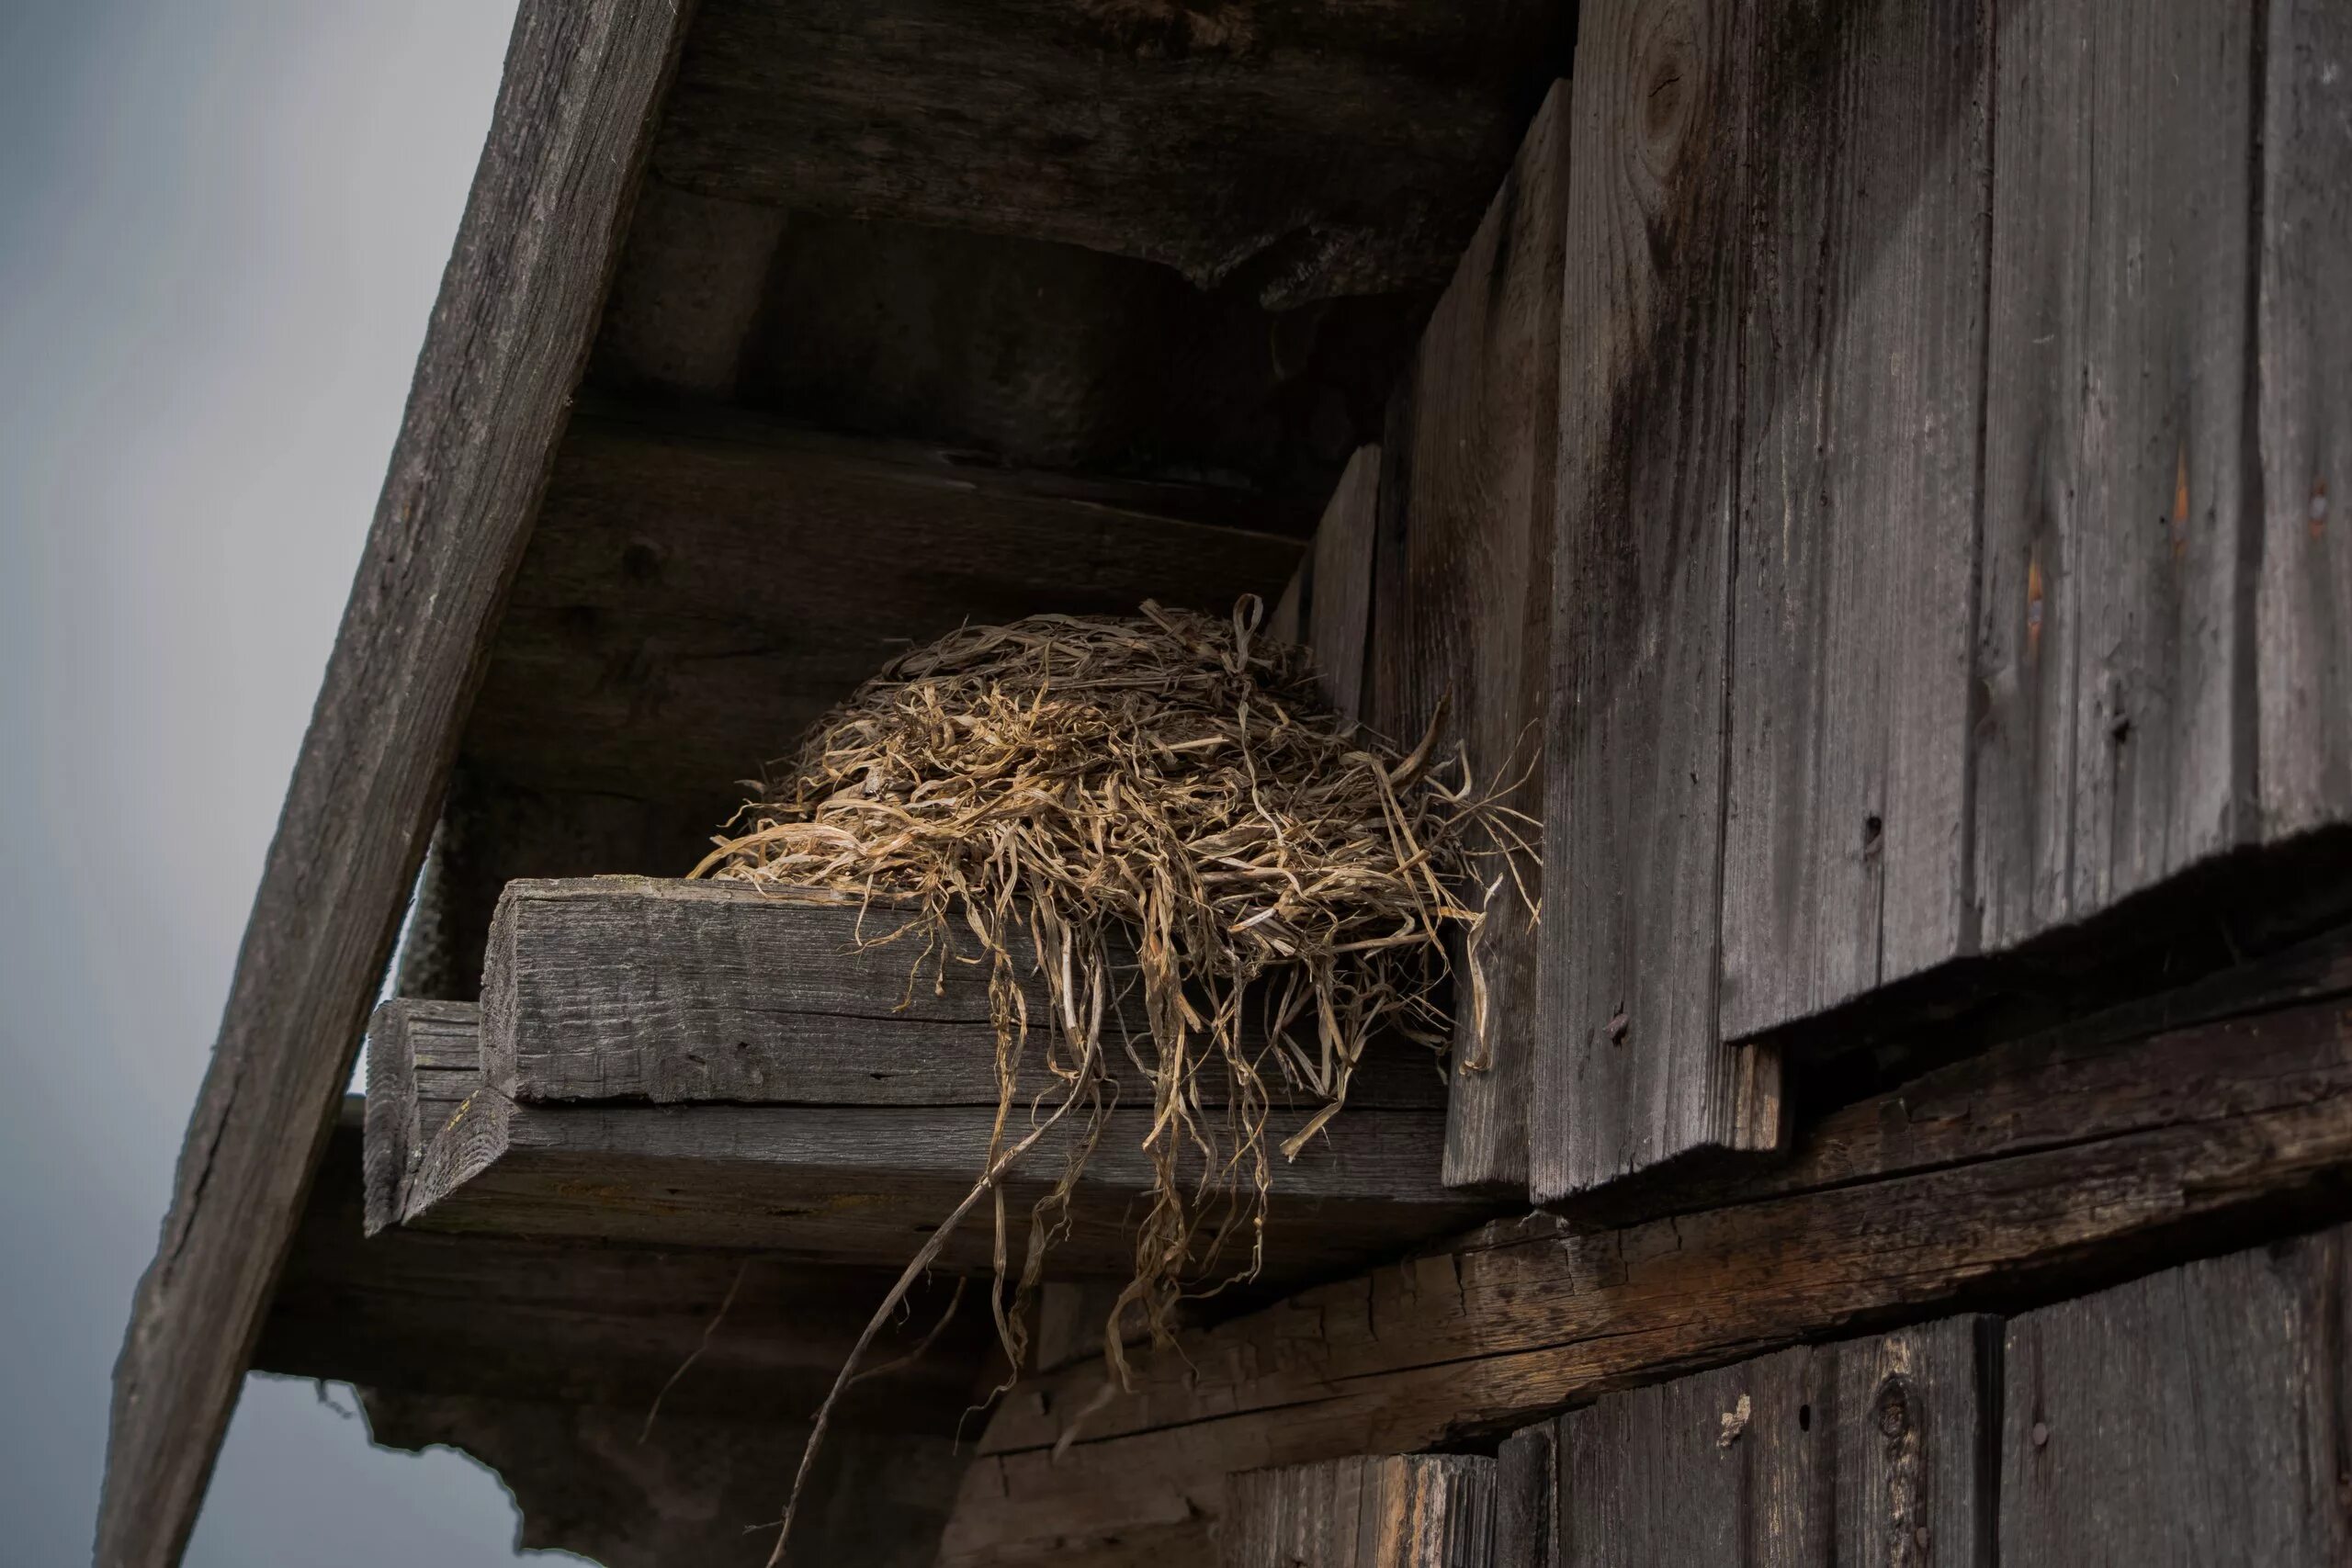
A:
[0, 3, 589, 1562]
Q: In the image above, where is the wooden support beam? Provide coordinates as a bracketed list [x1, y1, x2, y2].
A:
[95, 8, 690, 1565]
[386, 881, 1492, 1280]
[935, 926, 2352, 1565]
[1371, 82, 1568, 1191]
[651, 0, 1574, 307]
[1221, 1455, 1497, 1568]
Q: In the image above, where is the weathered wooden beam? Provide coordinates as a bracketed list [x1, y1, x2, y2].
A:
[390, 881, 1491, 1280]
[650, 0, 1573, 307]
[1997, 1227, 2352, 1564]
[1532, 0, 1783, 1202]
[482, 879, 1445, 1112]
[1221, 1454, 1497, 1568]
[263, 1101, 995, 1427]
[1371, 81, 1567, 1192]
[95, 8, 691, 1566]
[361, 1000, 475, 1235]
[935, 927, 2352, 1565]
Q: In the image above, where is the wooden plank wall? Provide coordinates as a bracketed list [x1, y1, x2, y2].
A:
[1256, 0, 2352, 1200]
[1504, 1227, 2352, 1564]
[1199, 1226, 2352, 1564]
[1221, 1455, 1496, 1568]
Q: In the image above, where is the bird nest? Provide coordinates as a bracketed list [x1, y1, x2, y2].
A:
[691, 598, 1527, 1551]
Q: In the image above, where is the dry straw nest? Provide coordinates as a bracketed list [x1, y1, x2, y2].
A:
[692, 598, 1529, 1552]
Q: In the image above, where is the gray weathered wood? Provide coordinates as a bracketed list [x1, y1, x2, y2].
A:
[2000, 1228, 2352, 1566]
[1221, 1455, 1496, 1568]
[1972, 0, 2261, 952]
[1372, 81, 1567, 1191]
[265, 1100, 994, 1426]
[361, 999, 479, 1236]
[941, 926, 2352, 1563]
[1493, 1426, 1556, 1568]
[362, 1390, 966, 1568]
[1531, 0, 1782, 1204]
[481, 878, 1446, 1112]
[400, 1082, 1484, 1283]
[1719, 0, 1991, 1039]
[96, 8, 689, 1566]
[1557, 1316, 1994, 1566]
[2257, 0, 2352, 841]
[653, 0, 1572, 306]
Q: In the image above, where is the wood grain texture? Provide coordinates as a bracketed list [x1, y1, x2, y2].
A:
[401, 1086, 1485, 1281]
[1371, 81, 1568, 1191]
[937, 933, 2352, 1564]
[1221, 1455, 1497, 1568]
[1493, 1426, 1557, 1568]
[361, 999, 479, 1235]
[1556, 1316, 1994, 1566]
[2257, 0, 2352, 840]
[1532, 0, 1782, 1204]
[1719, 0, 1992, 1039]
[653, 0, 1572, 306]
[2000, 1228, 2352, 1566]
[96, 7, 687, 1566]
[263, 1102, 995, 1427]
[481, 878, 1446, 1112]
[1972, 0, 2261, 953]
[362, 1390, 966, 1568]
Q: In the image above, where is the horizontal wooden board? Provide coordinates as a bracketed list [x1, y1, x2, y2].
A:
[482, 877, 1448, 1111]
[936, 930, 2352, 1564]
[653, 0, 1572, 304]
[401, 1085, 1487, 1283]
[263, 1101, 994, 1427]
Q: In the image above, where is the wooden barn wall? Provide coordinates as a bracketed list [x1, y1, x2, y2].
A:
[1220, 1225, 2350, 1565]
[1298, 0, 2349, 1200]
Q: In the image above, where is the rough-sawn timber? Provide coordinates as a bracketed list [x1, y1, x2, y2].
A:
[938, 928, 2352, 1564]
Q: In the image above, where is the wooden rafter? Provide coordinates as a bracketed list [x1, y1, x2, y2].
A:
[94, 6, 694, 1564]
